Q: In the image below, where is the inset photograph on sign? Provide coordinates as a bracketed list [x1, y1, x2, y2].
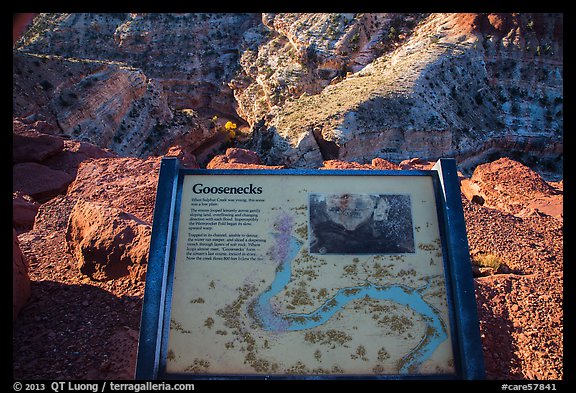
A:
[309, 193, 415, 254]
[163, 173, 455, 377]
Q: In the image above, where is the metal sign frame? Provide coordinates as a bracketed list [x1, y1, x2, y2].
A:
[135, 157, 484, 380]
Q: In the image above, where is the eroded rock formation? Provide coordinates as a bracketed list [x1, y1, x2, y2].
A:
[14, 13, 562, 177]
[13, 229, 31, 321]
[66, 198, 151, 281]
[461, 157, 562, 220]
[241, 13, 562, 172]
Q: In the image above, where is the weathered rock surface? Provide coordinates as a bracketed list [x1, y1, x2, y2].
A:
[12, 12, 563, 380]
[14, 13, 562, 178]
[16, 13, 259, 115]
[465, 198, 562, 379]
[13, 229, 31, 321]
[13, 162, 73, 202]
[13, 118, 64, 163]
[12, 52, 181, 157]
[461, 157, 562, 220]
[164, 144, 200, 169]
[12, 148, 563, 380]
[42, 139, 117, 177]
[12, 116, 116, 221]
[66, 198, 151, 282]
[233, 13, 427, 127]
[321, 157, 400, 170]
[13, 192, 40, 234]
[67, 157, 161, 223]
[13, 14, 261, 159]
[244, 13, 562, 171]
[94, 326, 140, 380]
[207, 147, 284, 169]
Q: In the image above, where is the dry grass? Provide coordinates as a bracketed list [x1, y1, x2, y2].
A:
[472, 253, 503, 270]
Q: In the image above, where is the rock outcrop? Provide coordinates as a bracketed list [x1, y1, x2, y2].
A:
[13, 162, 73, 202]
[12, 52, 179, 157]
[13, 229, 31, 321]
[13, 14, 262, 160]
[321, 157, 400, 170]
[12, 117, 116, 231]
[13, 192, 40, 234]
[12, 143, 563, 379]
[242, 13, 562, 171]
[66, 198, 151, 281]
[66, 157, 161, 223]
[206, 147, 284, 169]
[13, 119, 64, 163]
[14, 13, 562, 177]
[461, 157, 562, 220]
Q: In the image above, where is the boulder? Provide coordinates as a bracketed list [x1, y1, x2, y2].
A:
[165, 144, 200, 169]
[13, 118, 64, 163]
[42, 139, 117, 177]
[13, 192, 40, 234]
[67, 157, 161, 223]
[465, 157, 562, 219]
[65, 199, 151, 281]
[321, 160, 373, 170]
[13, 162, 73, 202]
[321, 158, 401, 170]
[207, 148, 284, 169]
[371, 158, 402, 170]
[13, 228, 31, 321]
[399, 157, 435, 170]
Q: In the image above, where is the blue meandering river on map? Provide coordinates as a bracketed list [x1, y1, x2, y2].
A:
[250, 233, 449, 374]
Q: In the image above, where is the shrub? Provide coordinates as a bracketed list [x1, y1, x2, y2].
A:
[472, 253, 502, 270]
[224, 121, 237, 139]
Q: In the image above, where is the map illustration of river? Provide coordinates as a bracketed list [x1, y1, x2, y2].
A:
[166, 176, 456, 376]
[249, 213, 449, 375]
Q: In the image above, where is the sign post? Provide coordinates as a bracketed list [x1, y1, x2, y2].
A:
[135, 158, 484, 380]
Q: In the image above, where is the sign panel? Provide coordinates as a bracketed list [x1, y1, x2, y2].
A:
[136, 158, 484, 380]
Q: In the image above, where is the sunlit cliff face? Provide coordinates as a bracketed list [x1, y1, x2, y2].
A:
[325, 194, 374, 231]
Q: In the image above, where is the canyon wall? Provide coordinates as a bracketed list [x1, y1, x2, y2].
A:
[14, 13, 562, 176]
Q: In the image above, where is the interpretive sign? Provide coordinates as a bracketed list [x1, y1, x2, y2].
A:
[135, 158, 484, 380]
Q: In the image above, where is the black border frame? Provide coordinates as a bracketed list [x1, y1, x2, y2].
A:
[135, 157, 484, 380]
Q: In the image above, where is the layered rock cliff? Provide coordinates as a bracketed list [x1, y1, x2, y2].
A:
[14, 13, 562, 177]
[240, 13, 563, 174]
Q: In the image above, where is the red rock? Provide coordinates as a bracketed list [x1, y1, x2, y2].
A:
[42, 139, 116, 177]
[13, 228, 31, 321]
[65, 198, 151, 281]
[165, 144, 200, 169]
[99, 327, 140, 379]
[13, 192, 40, 234]
[13, 162, 73, 202]
[371, 157, 401, 170]
[465, 157, 562, 219]
[321, 160, 373, 169]
[223, 148, 262, 165]
[207, 148, 284, 169]
[18, 116, 60, 135]
[67, 157, 161, 223]
[399, 157, 435, 170]
[322, 158, 401, 170]
[13, 119, 64, 163]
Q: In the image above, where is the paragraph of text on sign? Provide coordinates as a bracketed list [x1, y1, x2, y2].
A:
[185, 197, 267, 262]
